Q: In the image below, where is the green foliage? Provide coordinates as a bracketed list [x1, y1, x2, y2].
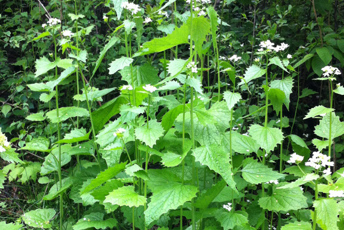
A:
[313, 199, 339, 230]
[22, 209, 56, 228]
[104, 186, 146, 207]
[248, 125, 284, 153]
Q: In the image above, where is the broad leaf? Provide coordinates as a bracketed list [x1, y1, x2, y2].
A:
[0, 221, 22, 230]
[270, 77, 293, 109]
[281, 221, 312, 230]
[73, 88, 116, 102]
[277, 173, 319, 189]
[314, 112, 344, 139]
[312, 138, 329, 151]
[41, 149, 72, 175]
[20, 137, 50, 152]
[269, 56, 288, 72]
[313, 199, 339, 230]
[215, 210, 248, 230]
[0, 148, 22, 163]
[192, 145, 237, 191]
[248, 125, 284, 153]
[135, 120, 164, 148]
[46, 107, 89, 123]
[120, 63, 159, 87]
[80, 162, 126, 194]
[258, 184, 307, 212]
[268, 88, 286, 115]
[316, 47, 332, 65]
[304, 105, 334, 119]
[167, 59, 187, 77]
[57, 128, 90, 144]
[73, 212, 117, 230]
[43, 177, 73, 200]
[108, 56, 133, 75]
[26, 112, 45, 121]
[241, 159, 285, 184]
[223, 91, 241, 110]
[113, 0, 127, 20]
[289, 134, 308, 149]
[104, 186, 146, 207]
[22, 209, 56, 228]
[241, 65, 266, 85]
[230, 132, 260, 155]
[194, 179, 226, 209]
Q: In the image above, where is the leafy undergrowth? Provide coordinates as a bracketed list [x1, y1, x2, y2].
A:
[1, 0, 344, 229]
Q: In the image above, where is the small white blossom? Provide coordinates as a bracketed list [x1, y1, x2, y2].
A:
[47, 18, 61, 26]
[143, 17, 152, 23]
[287, 153, 304, 164]
[305, 151, 333, 170]
[266, 180, 279, 185]
[194, 7, 200, 11]
[323, 167, 331, 176]
[191, 66, 198, 73]
[0, 146, 5, 153]
[121, 2, 141, 15]
[122, 85, 133, 90]
[143, 84, 157, 93]
[42, 23, 47, 28]
[198, 11, 206, 16]
[321, 66, 341, 77]
[114, 128, 126, 137]
[329, 190, 344, 198]
[103, 15, 108, 22]
[229, 55, 241, 62]
[287, 54, 292, 59]
[223, 203, 232, 211]
[254, 58, 260, 62]
[62, 30, 74, 38]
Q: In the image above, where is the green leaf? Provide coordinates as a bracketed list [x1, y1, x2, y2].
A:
[334, 85, 344, 95]
[215, 210, 248, 230]
[289, 134, 308, 149]
[241, 160, 285, 184]
[80, 162, 126, 194]
[20, 137, 50, 152]
[69, 50, 87, 63]
[207, 6, 219, 50]
[92, 36, 120, 78]
[135, 120, 164, 148]
[314, 112, 344, 139]
[193, 145, 237, 191]
[26, 112, 45, 121]
[314, 199, 339, 230]
[248, 125, 284, 153]
[22, 209, 56, 228]
[43, 177, 73, 200]
[109, 56, 133, 75]
[194, 180, 226, 209]
[299, 88, 317, 99]
[269, 56, 288, 72]
[73, 88, 116, 102]
[270, 77, 293, 109]
[34, 57, 55, 77]
[230, 132, 260, 155]
[32, 31, 51, 41]
[316, 47, 332, 65]
[258, 185, 307, 212]
[46, 107, 89, 123]
[304, 105, 334, 119]
[73, 212, 117, 230]
[91, 179, 123, 203]
[41, 148, 71, 175]
[92, 96, 128, 134]
[167, 59, 188, 77]
[18, 162, 41, 183]
[191, 16, 211, 52]
[145, 170, 198, 226]
[281, 221, 312, 230]
[57, 128, 90, 144]
[277, 173, 319, 189]
[312, 55, 326, 77]
[293, 54, 314, 69]
[120, 63, 160, 87]
[1, 105, 11, 117]
[68, 13, 85, 21]
[0, 221, 22, 230]
[113, 0, 127, 20]
[104, 186, 146, 207]
[241, 65, 266, 85]
[268, 88, 286, 115]
[158, 81, 181, 91]
[0, 148, 22, 163]
[186, 77, 203, 94]
[312, 138, 329, 151]
[223, 91, 241, 110]
[0, 170, 6, 191]
[157, 24, 175, 34]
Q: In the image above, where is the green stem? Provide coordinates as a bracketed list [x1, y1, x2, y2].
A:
[313, 180, 318, 230]
[328, 79, 333, 157]
[143, 95, 151, 230]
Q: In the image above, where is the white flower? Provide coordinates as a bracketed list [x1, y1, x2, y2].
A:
[229, 55, 241, 62]
[287, 54, 292, 59]
[114, 128, 126, 137]
[260, 40, 275, 50]
[194, 7, 200, 11]
[287, 153, 304, 164]
[62, 30, 74, 38]
[143, 84, 157, 93]
[329, 190, 344, 198]
[321, 66, 341, 77]
[223, 203, 232, 212]
[257, 48, 263, 52]
[42, 23, 47, 28]
[240, 43, 244, 47]
[254, 58, 260, 62]
[144, 17, 152, 23]
[266, 180, 279, 185]
[47, 18, 61, 26]
[4, 141, 9, 147]
[103, 15, 108, 20]
[191, 66, 198, 73]
[305, 151, 333, 170]
[122, 85, 133, 90]
[323, 168, 331, 176]
[0, 146, 5, 153]
[198, 11, 206, 16]
[121, 2, 141, 15]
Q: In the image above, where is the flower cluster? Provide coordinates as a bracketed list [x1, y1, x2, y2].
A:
[113, 128, 126, 138]
[121, 2, 141, 15]
[62, 30, 74, 38]
[229, 55, 242, 62]
[143, 84, 157, 93]
[258, 40, 289, 52]
[186, 0, 211, 4]
[158, 11, 169, 18]
[103, 15, 108, 22]
[266, 180, 279, 185]
[321, 66, 341, 77]
[287, 153, 304, 164]
[0, 129, 10, 153]
[47, 18, 61, 26]
[223, 203, 232, 212]
[143, 17, 152, 24]
[122, 85, 133, 91]
[305, 151, 333, 175]
[329, 190, 344, 198]
[187, 61, 198, 73]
